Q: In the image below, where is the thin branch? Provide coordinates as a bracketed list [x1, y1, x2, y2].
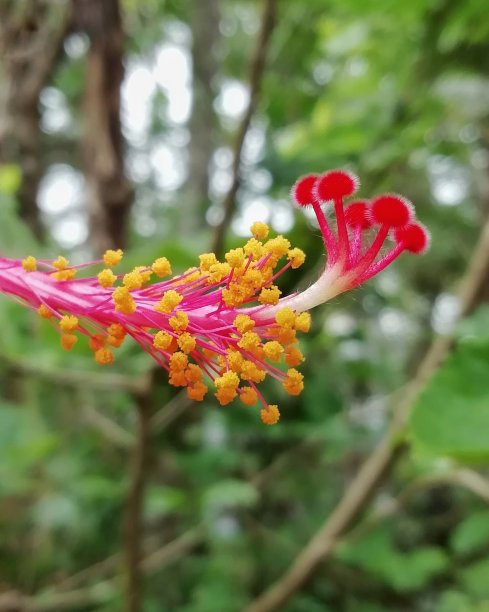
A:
[212, 0, 277, 257]
[245, 216, 489, 612]
[82, 403, 135, 449]
[149, 390, 193, 433]
[123, 393, 152, 612]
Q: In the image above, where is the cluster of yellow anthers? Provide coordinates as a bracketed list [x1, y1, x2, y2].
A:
[20, 222, 308, 425]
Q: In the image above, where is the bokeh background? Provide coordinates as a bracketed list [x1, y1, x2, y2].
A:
[1, 1, 489, 611]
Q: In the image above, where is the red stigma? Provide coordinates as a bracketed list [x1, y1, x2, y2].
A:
[345, 201, 372, 229]
[292, 174, 319, 207]
[314, 170, 359, 201]
[394, 223, 430, 254]
[370, 194, 413, 227]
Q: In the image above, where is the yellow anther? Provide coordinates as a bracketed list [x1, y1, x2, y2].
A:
[275, 307, 296, 328]
[234, 314, 255, 334]
[95, 347, 114, 366]
[177, 332, 196, 354]
[260, 405, 280, 425]
[243, 238, 265, 260]
[258, 285, 281, 305]
[169, 351, 188, 372]
[277, 326, 297, 345]
[51, 269, 76, 282]
[107, 323, 126, 339]
[38, 304, 52, 319]
[199, 252, 219, 272]
[250, 222, 269, 240]
[264, 236, 290, 259]
[215, 371, 240, 390]
[215, 387, 237, 406]
[225, 248, 245, 269]
[283, 368, 304, 396]
[187, 381, 208, 401]
[155, 290, 182, 314]
[98, 268, 117, 288]
[113, 286, 136, 314]
[169, 370, 188, 387]
[237, 331, 261, 352]
[103, 249, 123, 267]
[263, 341, 284, 362]
[59, 315, 79, 333]
[22, 256, 37, 272]
[285, 346, 304, 367]
[61, 334, 78, 351]
[295, 312, 311, 333]
[185, 364, 203, 383]
[89, 334, 105, 352]
[151, 257, 172, 277]
[107, 334, 125, 348]
[222, 285, 249, 308]
[123, 270, 144, 291]
[240, 386, 258, 406]
[288, 248, 306, 269]
[53, 256, 69, 270]
[242, 268, 263, 290]
[169, 311, 189, 333]
[208, 262, 231, 283]
[227, 349, 244, 373]
[153, 331, 173, 351]
[240, 360, 266, 383]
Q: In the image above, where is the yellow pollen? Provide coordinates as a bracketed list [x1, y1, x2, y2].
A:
[227, 349, 244, 373]
[155, 290, 182, 314]
[185, 364, 203, 383]
[60, 334, 78, 351]
[53, 256, 69, 270]
[113, 286, 136, 314]
[225, 248, 245, 268]
[240, 386, 258, 406]
[237, 331, 261, 352]
[243, 238, 265, 260]
[107, 323, 126, 339]
[295, 312, 311, 333]
[177, 332, 196, 354]
[169, 370, 188, 387]
[264, 236, 290, 259]
[151, 257, 172, 277]
[95, 347, 114, 366]
[207, 262, 231, 283]
[234, 314, 255, 334]
[260, 405, 280, 425]
[240, 360, 266, 383]
[199, 252, 219, 272]
[263, 341, 284, 362]
[275, 307, 296, 328]
[123, 270, 144, 291]
[169, 311, 189, 333]
[259, 285, 281, 305]
[215, 371, 240, 390]
[169, 351, 188, 372]
[215, 387, 237, 406]
[283, 368, 304, 396]
[250, 222, 269, 240]
[288, 248, 306, 269]
[153, 330, 174, 351]
[51, 269, 76, 281]
[285, 346, 304, 367]
[22, 256, 37, 272]
[59, 315, 78, 333]
[277, 327, 297, 345]
[187, 381, 208, 401]
[98, 268, 117, 288]
[38, 304, 53, 319]
[107, 334, 125, 348]
[103, 249, 123, 267]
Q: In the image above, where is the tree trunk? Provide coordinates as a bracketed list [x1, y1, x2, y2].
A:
[0, 0, 71, 240]
[75, 0, 133, 254]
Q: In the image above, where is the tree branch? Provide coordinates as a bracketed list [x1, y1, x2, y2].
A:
[245, 215, 489, 612]
[211, 0, 277, 257]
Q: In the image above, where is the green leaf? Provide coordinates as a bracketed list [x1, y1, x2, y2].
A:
[336, 526, 448, 592]
[461, 558, 489, 598]
[451, 510, 489, 556]
[409, 342, 489, 462]
[0, 164, 21, 194]
[203, 479, 259, 517]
